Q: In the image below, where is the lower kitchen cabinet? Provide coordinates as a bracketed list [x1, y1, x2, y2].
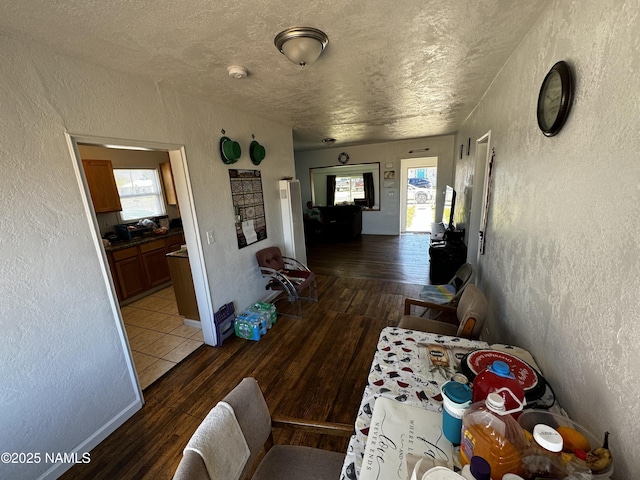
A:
[166, 234, 184, 253]
[107, 233, 185, 303]
[167, 252, 200, 321]
[141, 239, 171, 287]
[112, 247, 147, 300]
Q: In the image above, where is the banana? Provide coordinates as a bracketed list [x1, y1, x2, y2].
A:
[586, 447, 613, 472]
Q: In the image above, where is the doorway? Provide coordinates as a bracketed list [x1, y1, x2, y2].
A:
[467, 131, 492, 283]
[67, 134, 215, 394]
[120, 286, 203, 388]
[400, 157, 438, 233]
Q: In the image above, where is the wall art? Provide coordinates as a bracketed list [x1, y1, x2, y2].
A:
[228, 169, 267, 248]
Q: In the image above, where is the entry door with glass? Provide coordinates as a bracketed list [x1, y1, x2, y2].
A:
[400, 157, 437, 233]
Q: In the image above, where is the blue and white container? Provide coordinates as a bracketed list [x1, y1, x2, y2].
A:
[441, 381, 472, 445]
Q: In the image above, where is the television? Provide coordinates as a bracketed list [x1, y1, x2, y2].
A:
[442, 185, 456, 230]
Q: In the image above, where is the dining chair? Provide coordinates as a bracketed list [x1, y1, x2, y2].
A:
[398, 284, 488, 339]
[418, 262, 473, 306]
[255, 246, 318, 319]
[172, 377, 352, 480]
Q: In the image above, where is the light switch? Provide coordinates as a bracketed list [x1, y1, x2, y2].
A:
[206, 231, 215, 245]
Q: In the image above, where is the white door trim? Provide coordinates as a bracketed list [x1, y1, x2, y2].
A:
[65, 132, 144, 404]
[65, 134, 216, 388]
[474, 131, 492, 282]
[168, 148, 215, 345]
[399, 156, 438, 233]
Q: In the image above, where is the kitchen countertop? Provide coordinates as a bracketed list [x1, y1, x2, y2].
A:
[104, 228, 184, 252]
[166, 248, 188, 258]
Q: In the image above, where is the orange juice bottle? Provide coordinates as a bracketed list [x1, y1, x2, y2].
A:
[460, 392, 528, 479]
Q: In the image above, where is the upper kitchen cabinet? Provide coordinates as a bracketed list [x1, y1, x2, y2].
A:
[160, 161, 179, 212]
[82, 159, 122, 213]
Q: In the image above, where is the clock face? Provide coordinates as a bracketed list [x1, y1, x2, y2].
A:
[540, 71, 562, 130]
[338, 152, 349, 164]
[537, 61, 573, 137]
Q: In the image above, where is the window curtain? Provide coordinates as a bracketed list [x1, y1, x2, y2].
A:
[326, 175, 336, 206]
[363, 172, 375, 208]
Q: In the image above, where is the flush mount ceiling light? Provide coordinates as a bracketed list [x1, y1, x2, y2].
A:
[274, 27, 329, 66]
[322, 137, 336, 146]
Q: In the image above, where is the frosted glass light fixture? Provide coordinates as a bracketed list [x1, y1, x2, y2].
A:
[274, 27, 329, 66]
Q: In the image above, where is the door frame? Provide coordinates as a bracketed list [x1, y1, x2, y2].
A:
[399, 156, 438, 233]
[65, 133, 215, 396]
[467, 131, 492, 282]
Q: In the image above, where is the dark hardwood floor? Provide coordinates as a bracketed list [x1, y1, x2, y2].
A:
[60, 234, 431, 480]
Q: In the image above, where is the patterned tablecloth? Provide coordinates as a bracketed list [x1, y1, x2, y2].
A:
[339, 326, 489, 480]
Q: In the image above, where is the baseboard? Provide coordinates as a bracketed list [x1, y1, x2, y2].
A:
[263, 291, 280, 303]
[183, 318, 202, 329]
[37, 398, 143, 480]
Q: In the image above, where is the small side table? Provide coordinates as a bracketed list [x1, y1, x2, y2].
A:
[429, 241, 467, 284]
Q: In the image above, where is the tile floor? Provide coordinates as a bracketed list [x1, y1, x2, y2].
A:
[121, 286, 204, 389]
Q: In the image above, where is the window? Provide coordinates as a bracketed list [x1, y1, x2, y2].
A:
[334, 175, 365, 203]
[114, 168, 166, 221]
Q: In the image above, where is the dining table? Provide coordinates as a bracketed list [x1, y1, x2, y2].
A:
[339, 326, 490, 480]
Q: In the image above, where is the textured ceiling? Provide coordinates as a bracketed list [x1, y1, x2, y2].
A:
[0, 0, 551, 151]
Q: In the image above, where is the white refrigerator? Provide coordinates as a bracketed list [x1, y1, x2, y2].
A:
[279, 179, 307, 266]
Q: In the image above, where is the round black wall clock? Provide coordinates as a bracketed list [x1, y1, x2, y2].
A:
[338, 152, 350, 164]
[537, 61, 574, 137]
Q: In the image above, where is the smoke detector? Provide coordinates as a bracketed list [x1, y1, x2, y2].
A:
[227, 65, 248, 79]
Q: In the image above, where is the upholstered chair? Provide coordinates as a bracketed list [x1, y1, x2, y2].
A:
[172, 378, 351, 480]
[398, 284, 488, 339]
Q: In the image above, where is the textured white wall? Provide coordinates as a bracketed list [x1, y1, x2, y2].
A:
[295, 136, 455, 234]
[454, 1, 640, 477]
[0, 34, 293, 479]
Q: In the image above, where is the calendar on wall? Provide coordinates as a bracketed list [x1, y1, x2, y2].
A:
[228, 169, 267, 249]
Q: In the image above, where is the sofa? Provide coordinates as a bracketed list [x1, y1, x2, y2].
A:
[314, 205, 362, 241]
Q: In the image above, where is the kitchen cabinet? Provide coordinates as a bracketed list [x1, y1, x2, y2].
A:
[166, 234, 184, 253]
[82, 159, 122, 213]
[112, 247, 147, 300]
[160, 161, 179, 209]
[167, 250, 200, 321]
[107, 232, 185, 303]
[140, 239, 171, 287]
